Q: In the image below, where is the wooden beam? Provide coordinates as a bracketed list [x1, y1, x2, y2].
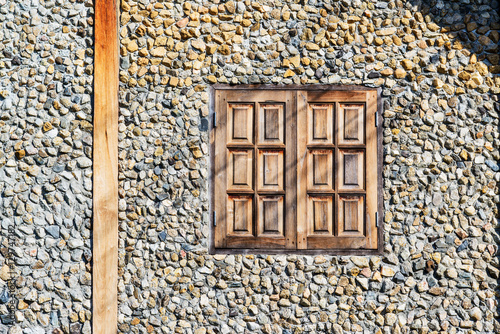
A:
[93, 0, 118, 333]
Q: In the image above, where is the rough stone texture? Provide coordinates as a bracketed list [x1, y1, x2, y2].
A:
[117, 0, 500, 333]
[0, 0, 93, 332]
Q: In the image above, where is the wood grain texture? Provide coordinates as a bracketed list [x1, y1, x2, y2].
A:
[93, 0, 118, 332]
[213, 88, 381, 253]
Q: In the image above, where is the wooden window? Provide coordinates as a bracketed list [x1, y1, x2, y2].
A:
[212, 87, 381, 254]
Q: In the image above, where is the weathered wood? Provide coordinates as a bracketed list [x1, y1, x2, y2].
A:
[227, 150, 253, 191]
[214, 91, 227, 248]
[258, 104, 284, 144]
[296, 91, 308, 249]
[257, 150, 284, 192]
[284, 91, 297, 250]
[365, 90, 379, 250]
[257, 196, 284, 236]
[308, 104, 333, 144]
[338, 103, 364, 145]
[228, 103, 254, 145]
[338, 150, 365, 191]
[308, 149, 334, 191]
[227, 196, 253, 236]
[213, 88, 381, 253]
[93, 0, 118, 332]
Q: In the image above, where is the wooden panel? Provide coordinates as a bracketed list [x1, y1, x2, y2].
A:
[283, 91, 297, 249]
[225, 235, 286, 248]
[307, 149, 333, 191]
[258, 103, 284, 145]
[227, 149, 253, 191]
[306, 236, 367, 249]
[365, 90, 379, 250]
[338, 104, 364, 145]
[307, 195, 333, 236]
[296, 91, 308, 249]
[338, 195, 364, 237]
[338, 150, 364, 191]
[94, 0, 118, 332]
[228, 103, 254, 145]
[258, 150, 284, 191]
[306, 90, 367, 102]
[257, 196, 284, 237]
[227, 196, 253, 236]
[214, 93, 228, 249]
[308, 104, 333, 145]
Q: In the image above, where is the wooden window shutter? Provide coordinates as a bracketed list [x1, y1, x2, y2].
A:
[213, 88, 380, 253]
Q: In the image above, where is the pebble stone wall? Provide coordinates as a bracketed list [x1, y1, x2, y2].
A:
[0, 0, 94, 333]
[117, 0, 500, 333]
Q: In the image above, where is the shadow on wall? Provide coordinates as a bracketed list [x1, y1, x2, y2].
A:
[403, 0, 500, 330]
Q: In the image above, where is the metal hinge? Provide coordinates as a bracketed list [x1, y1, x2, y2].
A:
[375, 212, 379, 227]
[375, 111, 378, 127]
[213, 211, 217, 227]
[213, 112, 217, 128]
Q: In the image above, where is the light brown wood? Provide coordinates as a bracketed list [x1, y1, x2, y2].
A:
[228, 103, 254, 145]
[308, 104, 333, 144]
[257, 196, 284, 237]
[296, 91, 308, 249]
[338, 195, 365, 237]
[227, 196, 253, 236]
[284, 91, 297, 249]
[228, 150, 253, 191]
[307, 149, 334, 191]
[338, 104, 364, 145]
[93, 0, 118, 332]
[338, 150, 364, 191]
[257, 150, 284, 192]
[365, 90, 379, 249]
[214, 88, 379, 252]
[308, 195, 333, 235]
[258, 104, 284, 145]
[214, 92, 227, 248]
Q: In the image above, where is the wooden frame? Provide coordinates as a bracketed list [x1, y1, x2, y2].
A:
[93, 0, 118, 333]
[211, 86, 383, 255]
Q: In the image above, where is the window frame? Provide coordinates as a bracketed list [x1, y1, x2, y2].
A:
[210, 85, 383, 255]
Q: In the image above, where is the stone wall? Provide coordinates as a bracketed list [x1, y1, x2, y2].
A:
[0, 0, 93, 333]
[117, 0, 500, 333]
[1, 0, 500, 333]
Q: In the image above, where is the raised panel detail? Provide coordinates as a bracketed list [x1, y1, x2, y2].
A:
[307, 196, 333, 236]
[339, 104, 364, 145]
[228, 103, 253, 144]
[307, 150, 333, 191]
[258, 104, 284, 145]
[338, 195, 364, 237]
[308, 104, 333, 145]
[338, 150, 364, 191]
[227, 150, 253, 191]
[257, 196, 284, 237]
[227, 196, 253, 236]
[258, 150, 284, 192]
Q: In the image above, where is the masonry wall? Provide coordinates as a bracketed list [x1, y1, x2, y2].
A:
[116, 0, 500, 333]
[1, 0, 500, 333]
[0, 0, 93, 333]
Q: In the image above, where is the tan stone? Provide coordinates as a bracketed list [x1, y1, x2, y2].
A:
[376, 27, 396, 36]
[394, 68, 406, 79]
[380, 68, 393, 76]
[284, 69, 295, 77]
[150, 47, 166, 57]
[305, 42, 319, 51]
[126, 40, 138, 52]
[401, 59, 412, 70]
[290, 55, 300, 68]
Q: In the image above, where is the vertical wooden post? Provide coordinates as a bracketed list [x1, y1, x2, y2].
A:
[93, 0, 118, 332]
